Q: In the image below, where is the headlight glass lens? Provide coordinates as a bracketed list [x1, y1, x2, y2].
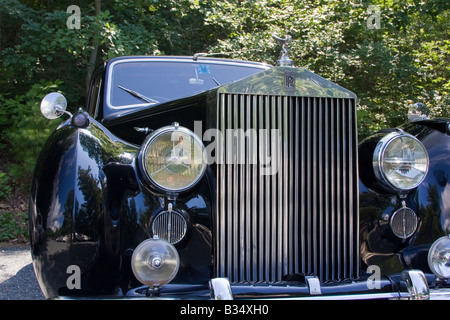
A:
[428, 235, 450, 280]
[375, 132, 429, 191]
[140, 124, 205, 192]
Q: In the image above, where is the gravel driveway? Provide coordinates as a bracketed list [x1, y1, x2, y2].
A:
[0, 245, 45, 300]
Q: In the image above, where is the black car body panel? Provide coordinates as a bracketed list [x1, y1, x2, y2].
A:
[29, 56, 450, 299]
[359, 120, 450, 272]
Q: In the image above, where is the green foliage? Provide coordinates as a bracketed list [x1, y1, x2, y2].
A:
[0, 210, 29, 242]
[0, 0, 448, 178]
[0, 80, 63, 180]
[0, 172, 13, 201]
[202, 0, 449, 138]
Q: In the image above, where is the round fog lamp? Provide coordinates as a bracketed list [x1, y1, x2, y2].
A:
[373, 132, 429, 191]
[428, 235, 450, 280]
[131, 238, 180, 288]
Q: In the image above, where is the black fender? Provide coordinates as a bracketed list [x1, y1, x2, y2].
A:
[29, 112, 215, 298]
[29, 115, 140, 298]
[358, 119, 450, 279]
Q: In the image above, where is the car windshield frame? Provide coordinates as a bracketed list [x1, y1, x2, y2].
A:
[104, 57, 270, 111]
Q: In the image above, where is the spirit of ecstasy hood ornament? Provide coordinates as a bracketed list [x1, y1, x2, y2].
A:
[272, 34, 294, 66]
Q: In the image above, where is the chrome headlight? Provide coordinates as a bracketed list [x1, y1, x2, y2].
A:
[428, 235, 450, 280]
[373, 131, 429, 191]
[139, 123, 206, 192]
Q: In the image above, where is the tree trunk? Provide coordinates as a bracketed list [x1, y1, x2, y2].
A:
[86, 0, 102, 95]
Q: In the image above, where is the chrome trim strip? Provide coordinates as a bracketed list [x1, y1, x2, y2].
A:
[258, 95, 265, 281]
[430, 288, 450, 300]
[264, 292, 405, 300]
[293, 96, 299, 275]
[56, 286, 450, 300]
[249, 289, 450, 300]
[336, 98, 342, 279]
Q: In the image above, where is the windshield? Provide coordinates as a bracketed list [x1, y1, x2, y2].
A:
[107, 59, 268, 108]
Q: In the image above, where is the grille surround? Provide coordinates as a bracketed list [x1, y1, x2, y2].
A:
[215, 93, 359, 283]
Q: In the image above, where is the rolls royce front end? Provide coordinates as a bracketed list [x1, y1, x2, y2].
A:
[29, 51, 450, 300]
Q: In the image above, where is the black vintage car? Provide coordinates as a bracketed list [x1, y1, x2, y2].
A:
[29, 43, 450, 300]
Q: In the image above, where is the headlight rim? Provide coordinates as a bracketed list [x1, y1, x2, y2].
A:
[138, 124, 206, 193]
[372, 130, 429, 193]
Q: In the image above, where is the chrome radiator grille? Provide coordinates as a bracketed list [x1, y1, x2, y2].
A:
[216, 93, 359, 283]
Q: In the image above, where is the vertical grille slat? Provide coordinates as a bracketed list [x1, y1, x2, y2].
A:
[216, 93, 359, 283]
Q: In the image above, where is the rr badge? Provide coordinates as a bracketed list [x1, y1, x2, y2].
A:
[284, 71, 296, 92]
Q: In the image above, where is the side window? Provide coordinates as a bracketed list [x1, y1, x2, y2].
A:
[87, 75, 103, 119]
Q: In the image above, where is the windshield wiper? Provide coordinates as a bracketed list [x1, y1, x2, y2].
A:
[212, 77, 221, 86]
[118, 85, 159, 104]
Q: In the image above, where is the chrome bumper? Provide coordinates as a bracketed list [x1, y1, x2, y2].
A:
[58, 270, 449, 300]
[209, 270, 450, 300]
[71, 269, 447, 300]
